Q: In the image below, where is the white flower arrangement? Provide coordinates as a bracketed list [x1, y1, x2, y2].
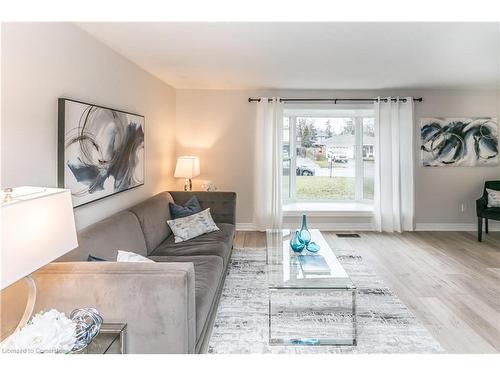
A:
[3, 309, 76, 354]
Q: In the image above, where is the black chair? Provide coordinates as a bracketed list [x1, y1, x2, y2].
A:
[476, 180, 500, 242]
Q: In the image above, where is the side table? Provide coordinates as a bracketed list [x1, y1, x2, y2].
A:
[78, 323, 126, 354]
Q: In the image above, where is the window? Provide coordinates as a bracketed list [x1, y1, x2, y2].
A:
[282, 106, 375, 203]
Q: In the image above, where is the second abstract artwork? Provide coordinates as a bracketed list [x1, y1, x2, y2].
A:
[420, 118, 498, 167]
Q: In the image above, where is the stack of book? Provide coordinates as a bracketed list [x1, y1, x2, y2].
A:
[298, 254, 331, 275]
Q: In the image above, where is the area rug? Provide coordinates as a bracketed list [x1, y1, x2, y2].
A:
[208, 246, 445, 353]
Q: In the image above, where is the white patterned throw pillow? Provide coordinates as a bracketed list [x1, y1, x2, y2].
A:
[486, 188, 500, 208]
[167, 208, 219, 243]
[116, 250, 154, 263]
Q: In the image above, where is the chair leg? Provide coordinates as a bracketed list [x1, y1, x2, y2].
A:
[485, 218, 489, 234]
[478, 217, 483, 242]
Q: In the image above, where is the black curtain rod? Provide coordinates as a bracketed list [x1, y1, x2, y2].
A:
[248, 97, 423, 103]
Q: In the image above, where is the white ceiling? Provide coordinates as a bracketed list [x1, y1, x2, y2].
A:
[77, 22, 499, 90]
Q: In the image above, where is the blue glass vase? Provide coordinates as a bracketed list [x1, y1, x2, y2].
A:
[306, 241, 320, 253]
[298, 214, 311, 245]
[290, 231, 305, 253]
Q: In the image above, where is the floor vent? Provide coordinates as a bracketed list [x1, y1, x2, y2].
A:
[336, 233, 361, 238]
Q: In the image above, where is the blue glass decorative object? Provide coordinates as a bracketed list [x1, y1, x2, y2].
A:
[290, 338, 320, 345]
[290, 230, 305, 253]
[70, 308, 103, 352]
[306, 241, 320, 253]
[298, 214, 311, 245]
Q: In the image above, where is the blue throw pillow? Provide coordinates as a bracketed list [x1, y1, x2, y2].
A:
[169, 196, 202, 219]
[87, 255, 107, 262]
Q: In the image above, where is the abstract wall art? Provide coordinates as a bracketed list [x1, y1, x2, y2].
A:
[58, 98, 145, 207]
[420, 118, 498, 167]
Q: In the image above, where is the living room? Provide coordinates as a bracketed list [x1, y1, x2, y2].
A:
[1, 1, 499, 373]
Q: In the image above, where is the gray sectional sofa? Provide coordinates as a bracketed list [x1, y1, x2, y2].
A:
[32, 191, 236, 354]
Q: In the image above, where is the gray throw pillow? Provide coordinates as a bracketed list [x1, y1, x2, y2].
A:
[169, 196, 202, 219]
[87, 255, 107, 262]
[167, 208, 219, 243]
[486, 188, 500, 207]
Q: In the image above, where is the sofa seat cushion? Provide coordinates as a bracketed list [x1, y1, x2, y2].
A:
[149, 255, 223, 342]
[150, 223, 235, 266]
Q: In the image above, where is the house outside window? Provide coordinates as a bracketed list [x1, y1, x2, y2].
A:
[282, 105, 375, 204]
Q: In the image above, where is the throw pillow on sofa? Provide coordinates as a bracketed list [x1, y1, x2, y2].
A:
[117, 250, 154, 263]
[486, 188, 500, 208]
[167, 208, 219, 243]
[169, 196, 202, 219]
[87, 255, 107, 262]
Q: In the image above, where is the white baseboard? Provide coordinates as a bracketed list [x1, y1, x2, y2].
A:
[290, 222, 375, 231]
[415, 222, 500, 231]
[236, 223, 257, 231]
[238, 221, 500, 232]
[236, 222, 374, 231]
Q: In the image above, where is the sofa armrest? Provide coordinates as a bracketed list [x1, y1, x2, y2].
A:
[476, 196, 487, 216]
[33, 261, 196, 353]
[169, 191, 236, 225]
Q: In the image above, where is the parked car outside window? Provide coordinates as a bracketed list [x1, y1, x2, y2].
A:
[296, 165, 315, 176]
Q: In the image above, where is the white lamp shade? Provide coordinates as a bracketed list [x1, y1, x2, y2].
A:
[174, 156, 200, 179]
[1, 187, 78, 289]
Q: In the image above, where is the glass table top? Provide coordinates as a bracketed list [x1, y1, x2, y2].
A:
[266, 229, 355, 290]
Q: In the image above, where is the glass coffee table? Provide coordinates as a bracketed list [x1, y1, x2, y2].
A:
[266, 229, 357, 346]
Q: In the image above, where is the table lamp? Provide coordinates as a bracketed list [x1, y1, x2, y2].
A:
[1, 187, 78, 334]
[174, 156, 200, 191]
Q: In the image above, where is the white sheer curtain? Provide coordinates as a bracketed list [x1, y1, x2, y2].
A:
[374, 97, 415, 232]
[253, 97, 283, 230]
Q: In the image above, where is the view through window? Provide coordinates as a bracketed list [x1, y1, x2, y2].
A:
[283, 107, 375, 203]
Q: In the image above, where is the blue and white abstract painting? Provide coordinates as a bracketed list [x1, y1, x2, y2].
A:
[420, 118, 498, 167]
[59, 99, 145, 207]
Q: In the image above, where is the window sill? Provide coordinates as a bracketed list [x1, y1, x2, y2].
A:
[283, 202, 373, 217]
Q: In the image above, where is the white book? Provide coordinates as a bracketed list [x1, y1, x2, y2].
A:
[298, 254, 331, 275]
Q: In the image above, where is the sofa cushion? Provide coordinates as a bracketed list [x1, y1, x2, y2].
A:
[150, 223, 235, 266]
[128, 192, 175, 253]
[169, 192, 236, 224]
[58, 211, 147, 262]
[149, 255, 223, 343]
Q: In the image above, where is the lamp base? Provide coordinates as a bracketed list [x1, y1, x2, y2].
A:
[1, 275, 36, 345]
[184, 178, 193, 191]
[16, 276, 37, 331]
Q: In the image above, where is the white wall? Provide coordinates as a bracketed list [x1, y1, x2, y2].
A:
[176, 88, 500, 228]
[1, 23, 177, 229]
[175, 90, 259, 223]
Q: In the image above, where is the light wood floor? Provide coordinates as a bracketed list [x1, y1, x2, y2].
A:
[235, 230, 500, 354]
